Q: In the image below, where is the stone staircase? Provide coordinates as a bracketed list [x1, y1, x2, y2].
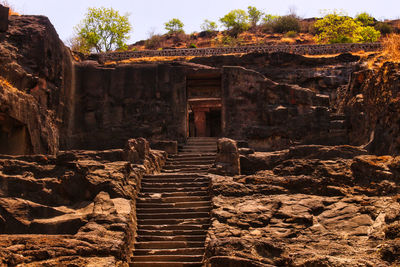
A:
[327, 113, 348, 145]
[130, 137, 217, 267]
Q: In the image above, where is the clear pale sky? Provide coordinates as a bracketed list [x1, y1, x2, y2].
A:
[9, 0, 400, 44]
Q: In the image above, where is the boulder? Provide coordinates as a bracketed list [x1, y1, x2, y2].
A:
[211, 138, 240, 176]
[151, 140, 178, 155]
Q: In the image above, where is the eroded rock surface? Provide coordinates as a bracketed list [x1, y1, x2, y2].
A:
[0, 138, 166, 266]
[206, 145, 400, 266]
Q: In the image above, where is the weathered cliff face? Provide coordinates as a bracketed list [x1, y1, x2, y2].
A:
[206, 145, 400, 266]
[0, 138, 167, 266]
[191, 52, 361, 98]
[0, 15, 73, 154]
[221, 66, 342, 151]
[338, 62, 400, 155]
[66, 62, 197, 150]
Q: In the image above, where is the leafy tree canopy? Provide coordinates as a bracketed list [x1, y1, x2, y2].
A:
[314, 11, 380, 44]
[201, 19, 218, 32]
[165, 18, 185, 34]
[219, 9, 249, 34]
[74, 7, 131, 53]
[247, 6, 264, 27]
[355, 12, 375, 27]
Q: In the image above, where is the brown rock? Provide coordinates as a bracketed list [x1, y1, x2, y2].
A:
[211, 138, 240, 176]
[0, 4, 8, 32]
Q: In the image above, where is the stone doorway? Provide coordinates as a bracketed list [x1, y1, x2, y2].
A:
[188, 99, 222, 137]
[0, 113, 33, 155]
[186, 70, 222, 138]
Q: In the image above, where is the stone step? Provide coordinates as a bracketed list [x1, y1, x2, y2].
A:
[330, 120, 346, 129]
[166, 160, 214, 166]
[137, 235, 206, 242]
[137, 207, 211, 213]
[144, 174, 205, 179]
[185, 142, 217, 146]
[137, 201, 211, 209]
[141, 177, 209, 183]
[162, 169, 209, 174]
[137, 212, 210, 220]
[187, 137, 219, 142]
[163, 165, 212, 170]
[137, 218, 210, 225]
[137, 230, 206, 237]
[129, 261, 202, 267]
[135, 241, 205, 249]
[141, 181, 209, 188]
[180, 149, 217, 153]
[330, 114, 346, 120]
[137, 194, 210, 203]
[133, 247, 205, 256]
[183, 147, 217, 150]
[138, 224, 209, 231]
[170, 153, 216, 158]
[140, 187, 209, 193]
[131, 255, 203, 263]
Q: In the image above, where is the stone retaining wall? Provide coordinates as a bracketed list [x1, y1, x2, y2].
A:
[94, 42, 382, 62]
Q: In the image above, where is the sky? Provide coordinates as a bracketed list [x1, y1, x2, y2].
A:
[7, 0, 400, 45]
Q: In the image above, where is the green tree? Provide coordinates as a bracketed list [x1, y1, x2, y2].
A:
[355, 12, 375, 26]
[165, 18, 184, 34]
[314, 11, 380, 43]
[74, 7, 131, 53]
[219, 9, 249, 35]
[271, 15, 300, 33]
[201, 19, 218, 32]
[247, 6, 264, 27]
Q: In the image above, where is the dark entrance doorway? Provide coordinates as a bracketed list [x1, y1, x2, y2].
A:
[186, 70, 222, 138]
[0, 113, 33, 155]
[188, 99, 222, 137]
[188, 107, 222, 137]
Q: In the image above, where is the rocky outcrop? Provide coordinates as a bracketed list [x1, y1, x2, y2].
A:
[193, 52, 362, 96]
[0, 138, 167, 266]
[0, 15, 73, 154]
[211, 138, 240, 176]
[222, 67, 344, 151]
[205, 145, 400, 266]
[338, 62, 400, 155]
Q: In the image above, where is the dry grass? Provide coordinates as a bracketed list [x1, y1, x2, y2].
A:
[0, 76, 18, 92]
[104, 56, 196, 65]
[0, 0, 20, 15]
[367, 34, 400, 69]
[381, 34, 400, 62]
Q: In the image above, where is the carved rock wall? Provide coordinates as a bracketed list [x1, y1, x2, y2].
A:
[338, 62, 400, 155]
[222, 66, 332, 151]
[65, 62, 188, 150]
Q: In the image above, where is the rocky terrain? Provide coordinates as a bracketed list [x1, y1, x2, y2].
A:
[0, 138, 166, 266]
[207, 143, 400, 266]
[1, 8, 400, 267]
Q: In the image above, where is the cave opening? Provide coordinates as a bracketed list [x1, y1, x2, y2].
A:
[0, 113, 33, 155]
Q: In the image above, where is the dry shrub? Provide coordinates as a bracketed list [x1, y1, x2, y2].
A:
[382, 34, 400, 62]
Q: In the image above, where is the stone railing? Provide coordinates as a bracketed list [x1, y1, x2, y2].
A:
[92, 42, 382, 62]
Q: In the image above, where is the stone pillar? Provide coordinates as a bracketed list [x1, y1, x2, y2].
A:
[194, 109, 206, 137]
[0, 5, 9, 32]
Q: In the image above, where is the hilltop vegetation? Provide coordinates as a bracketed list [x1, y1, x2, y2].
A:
[128, 8, 398, 52]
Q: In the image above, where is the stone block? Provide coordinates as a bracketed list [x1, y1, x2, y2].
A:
[0, 5, 9, 32]
[151, 140, 178, 155]
[211, 138, 240, 176]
